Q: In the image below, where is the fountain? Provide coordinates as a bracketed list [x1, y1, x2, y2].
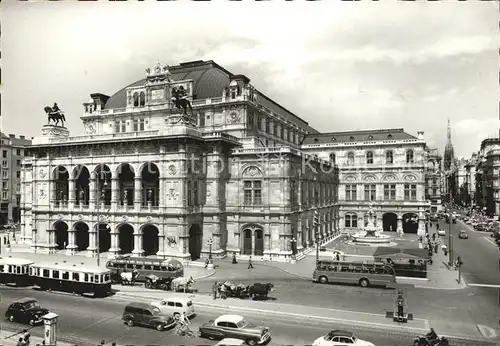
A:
[351, 204, 391, 245]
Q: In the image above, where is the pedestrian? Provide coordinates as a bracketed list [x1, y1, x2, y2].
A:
[204, 258, 209, 269]
[432, 233, 436, 241]
[248, 255, 254, 269]
[232, 252, 237, 264]
[22, 330, 30, 346]
[434, 243, 438, 253]
[430, 222, 433, 228]
[16, 337, 23, 346]
[212, 280, 218, 300]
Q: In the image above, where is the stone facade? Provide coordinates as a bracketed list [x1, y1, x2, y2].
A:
[20, 60, 339, 262]
[424, 147, 444, 213]
[301, 129, 428, 236]
[474, 138, 500, 217]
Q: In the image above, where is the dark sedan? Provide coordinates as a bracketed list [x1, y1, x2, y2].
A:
[199, 314, 271, 346]
[5, 298, 49, 326]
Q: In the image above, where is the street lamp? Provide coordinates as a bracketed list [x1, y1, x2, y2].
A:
[32, 228, 37, 254]
[207, 238, 213, 260]
[92, 171, 109, 267]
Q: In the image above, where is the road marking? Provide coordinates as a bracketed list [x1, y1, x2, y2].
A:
[467, 283, 500, 288]
[483, 237, 497, 247]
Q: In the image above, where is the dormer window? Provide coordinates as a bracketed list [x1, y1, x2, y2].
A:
[366, 151, 374, 164]
[133, 93, 139, 107]
[386, 151, 394, 164]
[387, 134, 393, 139]
[314, 138, 319, 143]
[350, 136, 355, 141]
[331, 137, 336, 141]
[231, 90, 236, 99]
[368, 135, 373, 140]
[139, 92, 145, 107]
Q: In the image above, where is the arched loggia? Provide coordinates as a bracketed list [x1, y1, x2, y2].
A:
[140, 162, 160, 207]
[53, 166, 69, 206]
[53, 221, 68, 250]
[142, 225, 159, 256]
[93, 164, 112, 206]
[117, 164, 135, 206]
[73, 165, 90, 206]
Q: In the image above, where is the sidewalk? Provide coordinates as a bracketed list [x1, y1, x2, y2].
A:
[111, 284, 494, 342]
[3, 245, 215, 281]
[0, 329, 77, 346]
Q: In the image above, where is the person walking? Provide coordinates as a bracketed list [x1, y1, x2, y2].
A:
[212, 281, 218, 300]
[248, 255, 254, 269]
[232, 252, 238, 264]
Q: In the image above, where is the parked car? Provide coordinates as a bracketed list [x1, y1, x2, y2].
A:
[199, 314, 271, 345]
[150, 296, 195, 318]
[458, 230, 468, 239]
[437, 229, 446, 236]
[312, 330, 375, 346]
[122, 302, 176, 331]
[5, 298, 49, 326]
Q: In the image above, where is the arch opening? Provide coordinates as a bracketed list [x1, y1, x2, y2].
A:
[143, 225, 159, 256]
[242, 229, 252, 255]
[188, 224, 203, 261]
[97, 223, 111, 253]
[94, 164, 112, 206]
[74, 222, 89, 251]
[74, 166, 90, 206]
[382, 213, 398, 232]
[254, 229, 264, 256]
[53, 221, 68, 250]
[403, 213, 418, 234]
[118, 224, 134, 255]
[53, 166, 69, 205]
[118, 164, 135, 206]
[141, 163, 160, 207]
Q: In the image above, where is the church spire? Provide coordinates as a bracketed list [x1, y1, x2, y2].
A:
[447, 118, 452, 143]
[444, 118, 455, 171]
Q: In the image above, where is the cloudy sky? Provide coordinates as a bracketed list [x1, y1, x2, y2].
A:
[1, 1, 497, 158]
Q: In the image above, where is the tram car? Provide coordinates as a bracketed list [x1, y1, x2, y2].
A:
[30, 261, 112, 297]
[0, 257, 34, 286]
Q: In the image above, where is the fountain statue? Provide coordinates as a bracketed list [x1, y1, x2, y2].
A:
[351, 203, 391, 245]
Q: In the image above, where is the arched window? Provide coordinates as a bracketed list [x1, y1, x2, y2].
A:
[366, 151, 374, 164]
[347, 152, 355, 165]
[386, 151, 394, 164]
[133, 93, 139, 107]
[345, 214, 358, 228]
[139, 92, 145, 107]
[406, 150, 414, 164]
[329, 153, 336, 164]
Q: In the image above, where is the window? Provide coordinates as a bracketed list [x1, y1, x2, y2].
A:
[329, 153, 336, 164]
[133, 119, 139, 131]
[16, 160, 21, 166]
[43, 269, 50, 278]
[2, 160, 7, 167]
[62, 272, 69, 280]
[121, 121, 126, 132]
[2, 150, 6, 158]
[260, 117, 265, 131]
[364, 184, 376, 201]
[140, 119, 145, 131]
[404, 184, 417, 200]
[2, 191, 7, 200]
[432, 188, 437, 195]
[2, 182, 7, 189]
[193, 181, 198, 205]
[273, 124, 277, 136]
[139, 92, 145, 107]
[347, 152, 355, 165]
[366, 151, 374, 164]
[432, 179, 437, 185]
[16, 149, 20, 156]
[386, 151, 393, 164]
[345, 184, 357, 201]
[72, 272, 80, 281]
[187, 181, 192, 205]
[266, 120, 271, 133]
[406, 150, 414, 164]
[384, 184, 396, 200]
[53, 270, 60, 279]
[133, 92, 139, 107]
[2, 171, 7, 179]
[243, 180, 262, 205]
[345, 214, 358, 228]
[16, 171, 20, 178]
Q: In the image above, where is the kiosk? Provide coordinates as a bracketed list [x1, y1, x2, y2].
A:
[42, 312, 59, 346]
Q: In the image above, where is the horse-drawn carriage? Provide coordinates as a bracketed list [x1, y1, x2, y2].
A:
[171, 276, 196, 293]
[145, 274, 173, 291]
[218, 281, 274, 300]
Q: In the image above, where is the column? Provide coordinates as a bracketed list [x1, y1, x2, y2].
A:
[132, 227, 144, 256]
[134, 177, 142, 211]
[417, 211, 426, 236]
[111, 178, 118, 211]
[297, 218, 303, 250]
[68, 179, 76, 209]
[50, 180, 57, 209]
[157, 230, 166, 257]
[397, 215, 403, 235]
[251, 230, 256, 255]
[66, 228, 77, 255]
[87, 223, 97, 256]
[89, 178, 96, 210]
[108, 225, 120, 258]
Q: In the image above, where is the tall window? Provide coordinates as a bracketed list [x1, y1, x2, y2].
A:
[386, 151, 393, 164]
[345, 184, 357, 201]
[16, 149, 20, 156]
[140, 119, 145, 131]
[193, 181, 198, 205]
[1, 191, 7, 200]
[366, 151, 374, 164]
[2, 182, 7, 189]
[115, 120, 126, 133]
[347, 152, 355, 165]
[432, 188, 437, 195]
[133, 92, 139, 107]
[2, 160, 7, 168]
[2, 170, 7, 179]
[329, 153, 336, 164]
[404, 184, 417, 200]
[364, 184, 376, 201]
[266, 120, 271, 133]
[244, 180, 262, 205]
[290, 180, 296, 206]
[432, 179, 437, 185]
[133, 119, 139, 131]
[187, 181, 192, 205]
[2, 150, 6, 158]
[139, 92, 145, 107]
[260, 117, 265, 131]
[345, 214, 358, 228]
[383, 184, 396, 200]
[406, 150, 414, 164]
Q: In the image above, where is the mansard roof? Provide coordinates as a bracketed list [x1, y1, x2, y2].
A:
[301, 128, 417, 145]
[104, 60, 316, 134]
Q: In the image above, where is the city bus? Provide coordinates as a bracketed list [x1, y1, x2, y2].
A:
[105, 256, 184, 283]
[313, 260, 396, 288]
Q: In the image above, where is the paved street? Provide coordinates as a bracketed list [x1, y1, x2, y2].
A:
[0, 287, 496, 346]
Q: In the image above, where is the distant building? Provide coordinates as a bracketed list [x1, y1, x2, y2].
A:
[475, 138, 500, 217]
[424, 147, 444, 213]
[0, 132, 31, 224]
[301, 129, 428, 236]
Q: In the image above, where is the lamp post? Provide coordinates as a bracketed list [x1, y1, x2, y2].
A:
[32, 228, 37, 254]
[448, 192, 453, 267]
[92, 171, 109, 267]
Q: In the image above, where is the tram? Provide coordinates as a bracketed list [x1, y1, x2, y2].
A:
[0, 256, 113, 298]
[0, 257, 34, 286]
[105, 255, 184, 283]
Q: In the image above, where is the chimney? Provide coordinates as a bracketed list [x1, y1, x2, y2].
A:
[20, 135, 25, 139]
[8, 134, 14, 138]
[417, 131, 424, 140]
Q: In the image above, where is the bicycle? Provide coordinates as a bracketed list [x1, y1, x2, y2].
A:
[174, 320, 195, 338]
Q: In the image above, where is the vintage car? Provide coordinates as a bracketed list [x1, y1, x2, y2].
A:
[312, 330, 375, 346]
[437, 229, 446, 236]
[5, 298, 49, 326]
[458, 230, 469, 239]
[199, 314, 271, 346]
[122, 302, 176, 331]
[150, 296, 195, 318]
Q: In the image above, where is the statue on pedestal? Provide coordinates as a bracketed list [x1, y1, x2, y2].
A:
[171, 86, 192, 115]
[79, 189, 85, 205]
[44, 102, 66, 127]
[147, 189, 153, 202]
[123, 190, 128, 206]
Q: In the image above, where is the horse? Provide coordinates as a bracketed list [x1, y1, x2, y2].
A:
[248, 283, 274, 299]
[120, 270, 138, 286]
[171, 276, 195, 292]
[44, 106, 66, 126]
[170, 88, 192, 115]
